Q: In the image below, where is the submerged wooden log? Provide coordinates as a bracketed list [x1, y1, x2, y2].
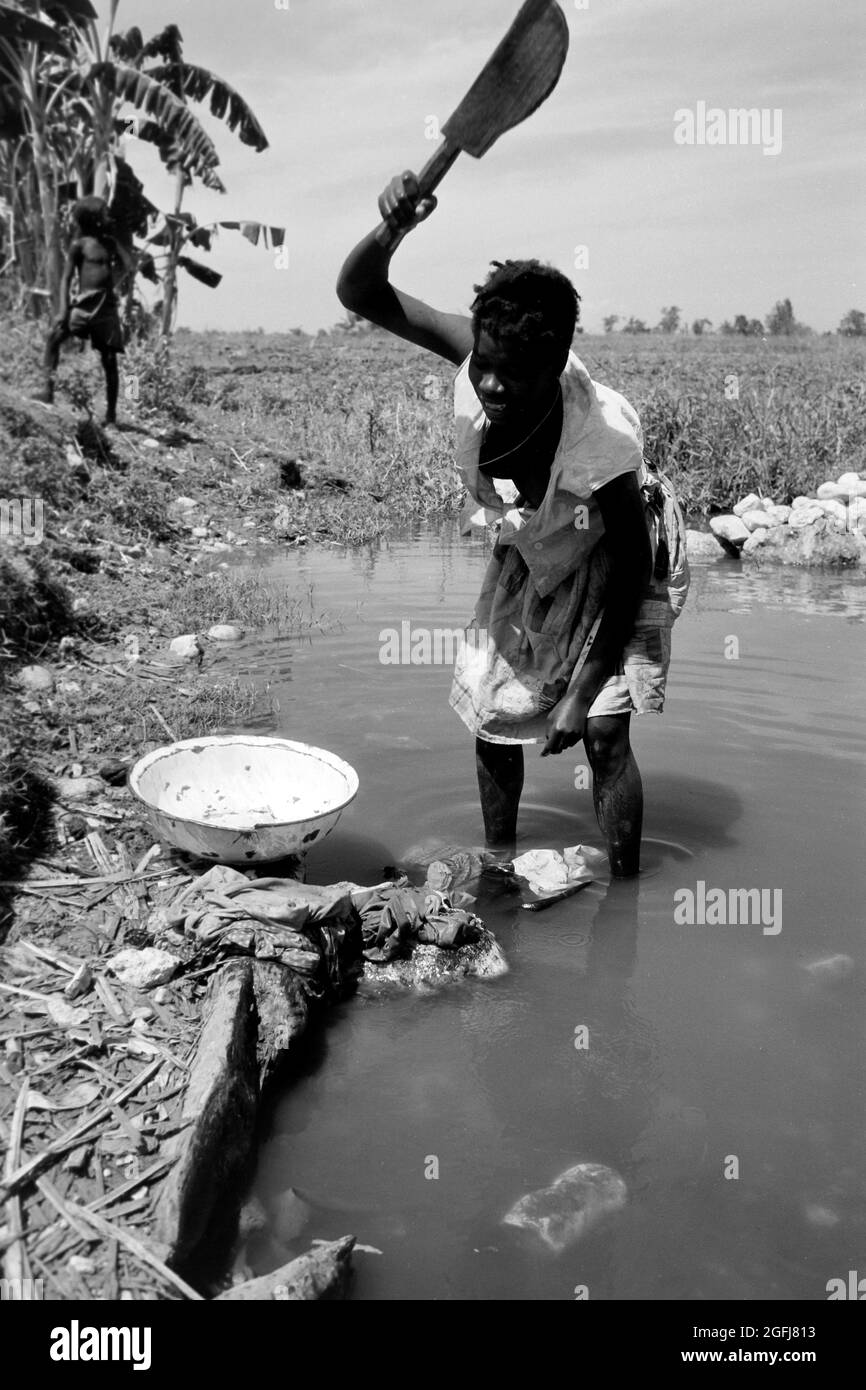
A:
[215, 1236, 355, 1300]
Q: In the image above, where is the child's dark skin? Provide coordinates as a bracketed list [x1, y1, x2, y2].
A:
[35, 208, 128, 425]
[337, 171, 652, 875]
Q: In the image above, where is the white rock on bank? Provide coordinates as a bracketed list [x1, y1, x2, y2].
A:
[108, 947, 180, 991]
[761, 525, 793, 549]
[796, 522, 861, 566]
[168, 633, 204, 661]
[709, 515, 750, 551]
[791, 496, 815, 510]
[742, 528, 769, 553]
[44, 997, 89, 1029]
[740, 509, 773, 533]
[732, 493, 764, 517]
[503, 1162, 627, 1253]
[762, 503, 792, 525]
[55, 776, 104, 799]
[18, 664, 55, 692]
[788, 507, 824, 530]
[170, 496, 198, 512]
[685, 529, 724, 559]
[207, 624, 244, 642]
[815, 499, 849, 528]
[816, 481, 848, 501]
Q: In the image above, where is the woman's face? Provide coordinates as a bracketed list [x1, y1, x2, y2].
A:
[468, 329, 563, 429]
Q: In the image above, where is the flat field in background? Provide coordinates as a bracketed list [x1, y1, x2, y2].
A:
[172, 327, 866, 520]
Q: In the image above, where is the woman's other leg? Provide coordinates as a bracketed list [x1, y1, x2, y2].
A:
[584, 714, 643, 877]
[476, 737, 524, 853]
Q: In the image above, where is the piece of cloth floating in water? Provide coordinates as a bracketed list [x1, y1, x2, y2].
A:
[350, 877, 483, 964]
[510, 844, 608, 898]
[422, 850, 485, 892]
[397, 844, 495, 892]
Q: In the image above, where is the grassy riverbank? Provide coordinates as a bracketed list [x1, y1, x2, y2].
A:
[0, 319, 864, 1302]
[1, 322, 865, 905]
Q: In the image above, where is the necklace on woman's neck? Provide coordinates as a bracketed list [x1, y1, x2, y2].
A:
[479, 385, 562, 469]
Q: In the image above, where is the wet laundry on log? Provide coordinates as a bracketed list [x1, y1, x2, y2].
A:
[166, 864, 363, 994]
[164, 864, 485, 983]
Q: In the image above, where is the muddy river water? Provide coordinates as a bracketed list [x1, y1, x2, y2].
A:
[213, 524, 865, 1300]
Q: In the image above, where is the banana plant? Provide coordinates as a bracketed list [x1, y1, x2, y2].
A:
[0, 0, 96, 311]
[105, 21, 269, 333]
[136, 210, 286, 335]
[0, 1, 247, 316]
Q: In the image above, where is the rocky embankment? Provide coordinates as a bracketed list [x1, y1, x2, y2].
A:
[687, 470, 866, 568]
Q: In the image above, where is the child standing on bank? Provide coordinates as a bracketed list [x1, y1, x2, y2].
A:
[34, 196, 129, 426]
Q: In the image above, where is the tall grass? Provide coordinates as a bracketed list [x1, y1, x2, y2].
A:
[172, 573, 329, 634]
[579, 335, 866, 513]
[176, 328, 866, 528]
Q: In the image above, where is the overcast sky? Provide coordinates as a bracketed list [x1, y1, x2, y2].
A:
[100, 0, 864, 334]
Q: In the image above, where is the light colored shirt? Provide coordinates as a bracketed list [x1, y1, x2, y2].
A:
[453, 349, 646, 598]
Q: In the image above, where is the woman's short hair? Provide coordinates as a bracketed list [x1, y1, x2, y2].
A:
[471, 259, 580, 363]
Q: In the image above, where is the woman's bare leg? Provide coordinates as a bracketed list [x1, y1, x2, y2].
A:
[475, 737, 524, 854]
[584, 714, 643, 877]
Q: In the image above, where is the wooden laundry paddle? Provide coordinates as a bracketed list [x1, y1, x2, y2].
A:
[522, 879, 591, 912]
[375, 0, 569, 249]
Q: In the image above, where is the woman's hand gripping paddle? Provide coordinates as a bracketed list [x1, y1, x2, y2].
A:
[375, 0, 569, 249]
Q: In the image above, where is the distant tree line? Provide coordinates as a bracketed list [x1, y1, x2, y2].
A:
[602, 301, 865, 337]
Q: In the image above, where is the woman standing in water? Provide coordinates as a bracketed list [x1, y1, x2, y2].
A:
[337, 172, 688, 877]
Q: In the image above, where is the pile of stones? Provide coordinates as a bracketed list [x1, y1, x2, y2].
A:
[695, 470, 866, 567]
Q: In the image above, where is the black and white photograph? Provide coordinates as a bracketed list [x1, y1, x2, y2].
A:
[0, 0, 863, 1341]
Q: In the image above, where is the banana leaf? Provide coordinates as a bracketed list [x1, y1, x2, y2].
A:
[177, 254, 221, 288]
[87, 61, 221, 180]
[0, 7, 65, 49]
[147, 61, 268, 150]
[28, 0, 96, 22]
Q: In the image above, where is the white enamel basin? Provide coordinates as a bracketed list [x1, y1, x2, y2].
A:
[128, 735, 359, 863]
